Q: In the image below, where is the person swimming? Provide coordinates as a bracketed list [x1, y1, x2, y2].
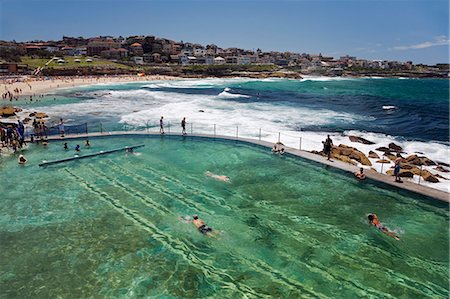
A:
[192, 215, 220, 238]
[63, 142, 68, 150]
[368, 213, 400, 241]
[85, 139, 90, 147]
[18, 154, 27, 164]
[205, 171, 230, 182]
[75, 144, 80, 152]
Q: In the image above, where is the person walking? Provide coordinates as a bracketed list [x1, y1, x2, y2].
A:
[159, 116, 165, 134]
[394, 154, 403, 183]
[181, 117, 186, 135]
[59, 118, 65, 137]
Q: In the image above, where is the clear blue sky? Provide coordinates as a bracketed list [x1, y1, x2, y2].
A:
[1, 0, 448, 64]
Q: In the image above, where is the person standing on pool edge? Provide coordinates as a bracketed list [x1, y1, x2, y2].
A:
[323, 135, 333, 161]
[181, 117, 186, 135]
[160, 116, 165, 134]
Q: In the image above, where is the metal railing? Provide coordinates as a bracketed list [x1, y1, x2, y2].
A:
[23, 120, 434, 187]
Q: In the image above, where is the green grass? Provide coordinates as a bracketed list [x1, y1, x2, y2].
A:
[20, 56, 132, 70]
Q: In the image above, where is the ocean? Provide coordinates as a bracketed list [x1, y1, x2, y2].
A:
[20, 76, 450, 190]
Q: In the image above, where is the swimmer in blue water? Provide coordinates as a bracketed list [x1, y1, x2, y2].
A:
[75, 144, 80, 152]
[368, 213, 400, 241]
[192, 215, 220, 238]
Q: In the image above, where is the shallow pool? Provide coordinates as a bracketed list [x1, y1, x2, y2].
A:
[1, 136, 448, 298]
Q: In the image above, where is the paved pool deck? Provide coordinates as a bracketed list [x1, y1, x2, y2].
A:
[39, 131, 450, 203]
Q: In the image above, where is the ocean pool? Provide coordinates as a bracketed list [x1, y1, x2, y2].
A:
[1, 136, 448, 298]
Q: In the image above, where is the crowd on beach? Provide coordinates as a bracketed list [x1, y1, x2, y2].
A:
[0, 120, 26, 154]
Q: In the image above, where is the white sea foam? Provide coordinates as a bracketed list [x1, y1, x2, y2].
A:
[382, 105, 397, 110]
[300, 75, 353, 82]
[217, 89, 251, 99]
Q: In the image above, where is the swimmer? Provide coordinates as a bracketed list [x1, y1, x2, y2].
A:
[75, 144, 80, 152]
[85, 139, 90, 147]
[192, 215, 220, 238]
[205, 171, 230, 182]
[18, 154, 27, 164]
[63, 142, 68, 150]
[368, 213, 400, 241]
[126, 147, 134, 154]
[355, 167, 366, 180]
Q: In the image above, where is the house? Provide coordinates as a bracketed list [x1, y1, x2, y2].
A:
[130, 43, 144, 55]
[86, 40, 120, 56]
[0, 63, 28, 74]
[213, 57, 226, 65]
[133, 56, 144, 65]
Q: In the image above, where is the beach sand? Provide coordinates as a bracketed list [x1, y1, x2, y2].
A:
[1, 75, 178, 98]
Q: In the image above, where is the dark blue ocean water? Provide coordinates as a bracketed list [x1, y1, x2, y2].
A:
[137, 78, 449, 143]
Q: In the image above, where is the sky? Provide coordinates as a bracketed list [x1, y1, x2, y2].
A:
[0, 0, 448, 64]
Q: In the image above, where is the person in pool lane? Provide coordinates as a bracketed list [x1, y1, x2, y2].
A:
[368, 213, 400, 241]
[192, 215, 220, 238]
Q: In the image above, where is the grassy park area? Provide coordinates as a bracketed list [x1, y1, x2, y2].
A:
[20, 56, 132, 70]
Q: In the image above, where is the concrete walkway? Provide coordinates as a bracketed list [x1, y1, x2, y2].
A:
[39, 130, 450, 203]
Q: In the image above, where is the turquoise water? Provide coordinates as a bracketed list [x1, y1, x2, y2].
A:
[1, 136, 448, 298]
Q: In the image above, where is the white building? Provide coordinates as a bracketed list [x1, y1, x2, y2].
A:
[213, 57, 226, 65]
[133, 56, 144, 65]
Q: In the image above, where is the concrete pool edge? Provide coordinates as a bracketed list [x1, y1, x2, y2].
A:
[31, 131, 450, 203]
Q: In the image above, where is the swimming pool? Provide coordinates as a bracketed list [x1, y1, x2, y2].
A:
[1, 136, 448, 298]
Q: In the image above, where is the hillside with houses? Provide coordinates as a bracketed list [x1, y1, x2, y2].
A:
[0, 35, 448, 78]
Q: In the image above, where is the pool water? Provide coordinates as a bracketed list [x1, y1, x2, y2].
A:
[1, 136, 448, 298]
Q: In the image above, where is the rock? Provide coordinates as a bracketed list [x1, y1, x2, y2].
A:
[0, 106, 16, 117]
[376, 159, 391, 164]
[23, 117, 31, 123]
[333, 154, 357, 165]
[386, 169, 414, 178]
[419, 156, 436, 166]
[388, 142, 403, 152]
[404, 154, 435, 166]
[331, 144, 372, 166]
[198, 110, 205, 112]
[29, 112, 36, 117]
[368, 151, 380, 159]
[348, 135, 375, 145]
[34, 112, 48, 118]
[375, 146, 391, 152]
[421, 170, 439, 183]
[405, 154, 419, 164]
[435, 174, 448, 180]
[437, 161, 450, 167]
[434, 166, 450, 173]
[385, 154, 398, 161]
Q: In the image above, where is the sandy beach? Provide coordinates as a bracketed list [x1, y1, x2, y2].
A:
[1, 75, 178, 99]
